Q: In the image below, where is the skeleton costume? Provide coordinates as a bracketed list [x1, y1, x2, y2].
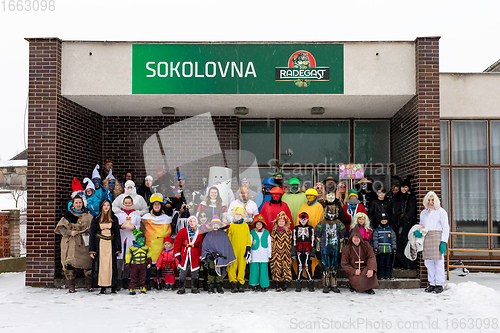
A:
[292, 212, 315, 292]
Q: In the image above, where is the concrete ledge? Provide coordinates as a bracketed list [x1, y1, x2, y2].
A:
[0, 256, 26, 273]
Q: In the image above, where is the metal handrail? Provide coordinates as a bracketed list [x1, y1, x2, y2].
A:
[446, 231, 500, 280]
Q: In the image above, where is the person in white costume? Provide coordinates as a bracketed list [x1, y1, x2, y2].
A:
[112, 180, 149, 216]
[227, 187, 259, 224]
[414, 191, 450, 294]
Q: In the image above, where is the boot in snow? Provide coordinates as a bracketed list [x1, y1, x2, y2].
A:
[231, 282, 238, 293]
[216, 283, 225, 294]
[307, 280, 315, 292]
[68, 279, 76, 293]
[295, 280, 302, 292]
[192, 278, 200, 294]
[177, 280, 186, 294]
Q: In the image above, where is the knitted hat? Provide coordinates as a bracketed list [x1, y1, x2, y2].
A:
[232, 206, 246, 217]
[145, 175, 153, 182]
[380, 212, 390, 221]
[72, 178, 83, 193]
[92, 164, 101, 179]
[163, 236, 173, 244]
[83, 177, 95, 191]
[348, 189, 358, 198]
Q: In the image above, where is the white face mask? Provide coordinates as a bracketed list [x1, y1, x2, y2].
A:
[125, 186, 136, 196]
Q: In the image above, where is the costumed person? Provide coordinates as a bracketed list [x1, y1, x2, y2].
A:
[324, 176, 337, 195]
[342, 189, 367, 236]
[167, 187, 190, 238]
[372, 213, 397, 280]
[121, 171, 135, 194]
[141, 193, 172, 287]
[101, 159, 114, 179]
[260, 186, 294, 233]
[201, 215, 237, 294]
[155, 236, 176, 291]
[227, 186, 259, 224]
[296, 188, 325, 276]
[54, 195, 93, 293]
[115, 195, 142, 290]
[174, 215, 204, 294]
[273, 171, 285, 189]
[315, 205, 346, 293]
[197, 186, 228, 223]
[314, 182, 327, 207]
[136, 175, 153, 204]
[89, 199, 122, 294]
[70, 178, 87, 207]
[83, 177, 100, 217]
[386, 183, 400, 205]
[356, 177, 376, 210]
[125, 229, 152, 295]
[270, 211, 293, 292]
[248, 214, 272, 292]
[336, 182, 348, 206]
[233, 177, 258, 202]
[292, 212, 315, 292]
[369, 185, 392, 230]
[392, 176, 417, 269]
[112, 180, 149, 216]
[350, 212, 372, 244]
[341, 226, 378, 294]
[90, 164, 109, 203]
[255, 177, 275, 210]
[102, 169, 122, 202]
[282, 178, 307, 226]
[415, 191, 450, 294]
[227, 206, 251, 293]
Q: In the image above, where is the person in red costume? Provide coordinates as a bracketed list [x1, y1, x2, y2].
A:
[260, 187, 294, 232]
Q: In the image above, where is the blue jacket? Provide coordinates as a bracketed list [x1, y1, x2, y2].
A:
[86, 194, 101, 217]
[372, 225, 397, 254]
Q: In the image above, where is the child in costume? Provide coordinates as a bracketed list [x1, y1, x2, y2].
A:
[125, 229, 152, 295]
[156, 236, 176, 291]
[343, 189, 367, 235]
[315, 205, 346, 293]
[292, 212, 315, 292]
[174, 215, 204, 294]
[83, 177, 100, 217]
[249, 214, 272, 292]
[270, 211, 293, 291]
[201, 215, 237, 294]
[227, 206, 251, 293]
[350, 212, 372, 244]
[372, 213, 397, 280]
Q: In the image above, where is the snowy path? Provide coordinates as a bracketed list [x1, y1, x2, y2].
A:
[0, 270, 499, 332]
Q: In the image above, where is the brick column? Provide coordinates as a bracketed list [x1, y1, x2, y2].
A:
[415, 36, 441, 287]
[4, 210, 21, 257]
[25, 38, 61, 287]
[0, 212, 10, 258]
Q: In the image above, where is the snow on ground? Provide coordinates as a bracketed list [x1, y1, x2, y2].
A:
[0, 269, 499, 333]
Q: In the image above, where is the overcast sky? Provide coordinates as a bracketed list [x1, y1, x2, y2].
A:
[1, 0, 499, 160]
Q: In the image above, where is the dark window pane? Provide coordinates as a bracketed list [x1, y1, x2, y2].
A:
[240, 121, 275, 165]
[354, 120, 390, 164]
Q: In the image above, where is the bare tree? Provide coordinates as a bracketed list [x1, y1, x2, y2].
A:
[9, 185, 26, 209]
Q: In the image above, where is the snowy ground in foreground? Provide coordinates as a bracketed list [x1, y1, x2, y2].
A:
[0, 270, 499, 333]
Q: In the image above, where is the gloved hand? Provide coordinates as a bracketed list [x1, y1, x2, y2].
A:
[414, 230, 423, 238]
[206, 253, 215, 262]
[374, 248, 379, 255]
[439, 241, 447, 254]
[244, 246, 251, 261]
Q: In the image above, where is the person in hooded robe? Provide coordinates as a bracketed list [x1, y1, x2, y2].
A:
[341, 226, 378, 294]
[112, 180, 149, 216]
[136, 175, 153, 204]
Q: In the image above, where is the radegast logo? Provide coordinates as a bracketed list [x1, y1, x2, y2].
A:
[275, 50, 330, 87]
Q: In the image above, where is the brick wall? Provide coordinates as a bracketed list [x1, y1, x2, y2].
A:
[102, 115, 239, 191]
[0, 213, 10, 258]
[26, 38, 103, 286]
[391, 37, 441, 287]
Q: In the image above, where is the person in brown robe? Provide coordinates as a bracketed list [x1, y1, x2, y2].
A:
[54, 196, 93, 293]
[341, 226, 379, 294]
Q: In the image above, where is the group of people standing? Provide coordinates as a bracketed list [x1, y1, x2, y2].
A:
[54, 162, 449, 296]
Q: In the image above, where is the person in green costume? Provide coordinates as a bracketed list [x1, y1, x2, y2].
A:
[282, 178, 307, 226]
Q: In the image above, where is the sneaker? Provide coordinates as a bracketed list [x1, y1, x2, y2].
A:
[365, 289, 375, 295]
[237, 283, 245, 293]
[434, 285, 443, 294]
[99, 288, 106, 295]
[216, 283, 225, 294]
[140, 287, 147, 294]
[129, 289, 136, 295]
[425, 285, 435, 293]
[261, 287, 268, 292]
[331, 286, 341, 293]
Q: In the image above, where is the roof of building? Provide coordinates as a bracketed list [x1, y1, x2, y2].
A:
[0, 160, 27, 168]
[484, 59, 500, 72]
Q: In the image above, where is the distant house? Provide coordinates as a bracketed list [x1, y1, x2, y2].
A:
[0, 150, 27, 187]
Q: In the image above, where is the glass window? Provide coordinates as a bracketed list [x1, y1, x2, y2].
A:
[440, 121, 449, 165]
[441, 168, 450, 213]
[452, 168, 488, 249]
[491, 121, 500, 165]
[492, 169, 500, 248]
[238, 167, 275, 195]
[240, 121, 275, 166]
[354, 120, 390, 164]
[451, 121, 487, 165]
[280, 121, 349, 164]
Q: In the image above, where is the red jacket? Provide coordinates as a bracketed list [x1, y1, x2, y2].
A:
[156, 248, 176, 268]
[173, 227, 204, 271]
[260, 201, 294, 232]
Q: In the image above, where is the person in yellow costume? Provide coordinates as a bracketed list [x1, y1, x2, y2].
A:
[141, 193, 172, 266]
[227, 206, 251, 293]
[282, 178, 307, 226]
[294, 188, 325, 278]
